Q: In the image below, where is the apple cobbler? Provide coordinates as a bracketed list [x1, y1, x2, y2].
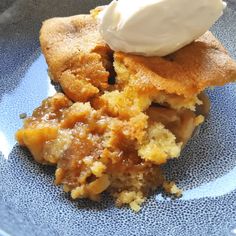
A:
[16, 10, 236, 211]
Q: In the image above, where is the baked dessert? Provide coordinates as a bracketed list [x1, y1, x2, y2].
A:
[16, 8, 236, 211]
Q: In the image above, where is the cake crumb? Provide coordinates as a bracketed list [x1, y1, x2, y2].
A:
[163, 181, 182, 198]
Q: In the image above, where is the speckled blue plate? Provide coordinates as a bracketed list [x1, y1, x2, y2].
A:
[0, 1, 236, 236]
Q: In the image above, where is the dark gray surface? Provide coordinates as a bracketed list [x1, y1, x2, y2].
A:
[0, 0, 15, 13]
[0, 1, 236, 236]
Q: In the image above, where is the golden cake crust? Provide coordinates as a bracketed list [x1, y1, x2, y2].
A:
[40, 15, 236, 99]
[40, 15, 112, 102]
[115, 31, 236, 97]
[40, 15, 109, 79]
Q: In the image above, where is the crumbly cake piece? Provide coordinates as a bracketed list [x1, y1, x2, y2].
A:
[16, 93, 198, 211]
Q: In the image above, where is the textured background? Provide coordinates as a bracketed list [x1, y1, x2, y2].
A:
[0, 1, 236, 236]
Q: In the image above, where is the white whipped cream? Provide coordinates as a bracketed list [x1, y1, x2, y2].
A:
[99, 0, 226, 57]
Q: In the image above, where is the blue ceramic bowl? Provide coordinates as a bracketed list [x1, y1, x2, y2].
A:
[0, 1, 236, 235]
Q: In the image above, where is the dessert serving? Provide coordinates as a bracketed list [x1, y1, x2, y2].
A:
[16, 0, 236, 211]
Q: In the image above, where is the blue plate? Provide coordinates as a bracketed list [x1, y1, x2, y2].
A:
[0, 1, 236, 236]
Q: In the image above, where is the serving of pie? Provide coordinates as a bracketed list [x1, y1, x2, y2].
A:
[15, 7, 236, 211]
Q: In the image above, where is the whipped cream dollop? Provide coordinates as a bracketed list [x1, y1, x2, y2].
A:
[99, 0, 226, 57]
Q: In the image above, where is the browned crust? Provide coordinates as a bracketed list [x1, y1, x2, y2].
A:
[115, 31, 236, 97]
[40, 14, 236, 99]
[40, 15, 112, 102]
